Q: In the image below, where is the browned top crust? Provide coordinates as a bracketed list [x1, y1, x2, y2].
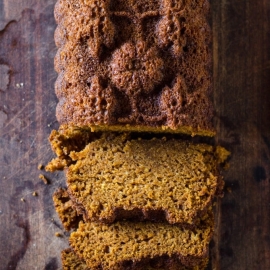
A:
[54, 0, 214, 136]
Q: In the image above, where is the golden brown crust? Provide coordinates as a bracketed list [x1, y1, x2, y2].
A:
[54, 0, 214, 136]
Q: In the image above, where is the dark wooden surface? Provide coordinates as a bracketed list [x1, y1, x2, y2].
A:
[0, 0, 269, 269]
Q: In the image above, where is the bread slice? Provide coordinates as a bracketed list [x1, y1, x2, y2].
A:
[69, 211, 213, 270]
[61, 248, 209, 270]
[46, 125, 101, 171]
[53, 188, 82, 231]
[62, 248, 89, 270]
[54, 0, 214, 136]
[55, 189, 212, 270]
[64, 133, 228, 225]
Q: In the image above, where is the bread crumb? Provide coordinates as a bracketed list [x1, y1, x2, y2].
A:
[38, 164, 43, 170]
[224, 162, 230, 170]
[55, 232, 62, 237]
[21, 198, 25, 202]
[32, 192, 38, 196]
[39, 174, 49, 184]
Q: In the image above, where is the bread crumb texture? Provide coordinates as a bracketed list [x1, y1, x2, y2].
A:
[62, 248, 92, 270]
[65, 133, 226, 225]
[69, 211, 213, 270]
[53, 188, 82, 231]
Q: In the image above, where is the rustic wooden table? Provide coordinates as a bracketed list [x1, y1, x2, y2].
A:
[0, 0, 269, 269]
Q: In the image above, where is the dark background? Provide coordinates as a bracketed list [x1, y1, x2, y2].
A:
[0, 0, 269, 269]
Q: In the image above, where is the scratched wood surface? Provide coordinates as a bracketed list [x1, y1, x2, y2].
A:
[0, 0, 269, 269]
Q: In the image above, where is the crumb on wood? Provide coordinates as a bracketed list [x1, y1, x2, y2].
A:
[39, 174, 49, 184]
[16, 83, 24, 88]
[55, 232, 62, 237]
[32, 191, 38, 196]
[227, 187, 232, 193]
[38, 164, 43, 170]
[224, 162, 230, 170]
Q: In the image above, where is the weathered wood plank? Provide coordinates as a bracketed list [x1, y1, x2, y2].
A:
[0, 1, 68, 269]
[212, 0, 270, 269]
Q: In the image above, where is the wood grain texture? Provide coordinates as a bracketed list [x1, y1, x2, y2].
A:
[211, 0, 270, 269]
[0, 0, 269, 269]
[0, 1, 68, 269]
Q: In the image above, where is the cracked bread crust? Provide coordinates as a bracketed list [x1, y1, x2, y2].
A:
[45, 125, 102, 171]
[54, 0, 214, 136]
